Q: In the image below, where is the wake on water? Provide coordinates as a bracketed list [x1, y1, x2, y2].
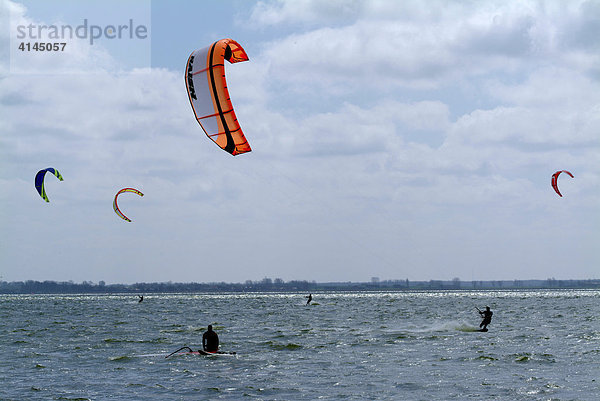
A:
[454, 323, 481, 332]
[387, 321, 481, 335]
[426, 321, 481, 332]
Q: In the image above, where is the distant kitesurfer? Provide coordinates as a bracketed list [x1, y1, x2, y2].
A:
[306, 294, 312, 305]
[478, 306, 493, 330]
[138, 295, 143, 303]
[202, 325, 219, 352]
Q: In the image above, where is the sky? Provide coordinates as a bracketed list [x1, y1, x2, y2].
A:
[0, 0, 599, 284]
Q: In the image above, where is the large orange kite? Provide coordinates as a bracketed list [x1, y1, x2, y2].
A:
[185, 38, 251, 156]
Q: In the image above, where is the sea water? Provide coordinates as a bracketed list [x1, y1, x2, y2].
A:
[1, 290, 598, 400]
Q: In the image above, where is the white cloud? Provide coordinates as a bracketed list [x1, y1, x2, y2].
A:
[250, 0, 363, 27]
[250, 0, 600, 96]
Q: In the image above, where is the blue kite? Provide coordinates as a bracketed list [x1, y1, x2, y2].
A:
[35, 168, 63, 202]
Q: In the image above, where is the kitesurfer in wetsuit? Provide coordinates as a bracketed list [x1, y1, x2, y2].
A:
[138, 295, 143, 303]
[202, 325, 219, 352]
[478, 306, 493, 330]
[306, 294, 312, 305]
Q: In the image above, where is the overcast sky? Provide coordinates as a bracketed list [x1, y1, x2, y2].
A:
[1, 0, 599, 284]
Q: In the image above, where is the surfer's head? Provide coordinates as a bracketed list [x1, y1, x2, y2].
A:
[485, 306, 490, 311]
[208, 325, 213, 331]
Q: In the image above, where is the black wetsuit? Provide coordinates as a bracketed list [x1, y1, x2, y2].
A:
[202, 329, 219, 352]
[306, 294, 312, 305]
[479, 309, 493, 330]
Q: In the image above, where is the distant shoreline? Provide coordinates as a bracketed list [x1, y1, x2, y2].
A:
[1, 278, 598, 294]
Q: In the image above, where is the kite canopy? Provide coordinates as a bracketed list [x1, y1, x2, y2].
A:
[551, 170, 574, 197]
[185, 38, 251, 156]
[35, 168, 63, 202]
[113, 188, 144, 222]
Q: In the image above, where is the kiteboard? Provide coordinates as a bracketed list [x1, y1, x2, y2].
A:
[478, 328, 488, 332]
[165, 346, 236, 358]
[179, 350, 236, 356]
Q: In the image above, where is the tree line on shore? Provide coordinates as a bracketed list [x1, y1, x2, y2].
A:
[1, 277, 599, 294]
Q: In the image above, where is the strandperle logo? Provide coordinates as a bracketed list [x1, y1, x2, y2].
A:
[16, 19, 149, 45]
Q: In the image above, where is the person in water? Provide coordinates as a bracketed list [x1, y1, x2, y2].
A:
[202, 325, 219, 352]
[138, 295, 143, 303]
[306, 294, 312, 305]
[478, 306, 493, 330]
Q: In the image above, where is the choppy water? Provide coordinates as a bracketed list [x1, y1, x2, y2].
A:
[1, 290, 599, 400]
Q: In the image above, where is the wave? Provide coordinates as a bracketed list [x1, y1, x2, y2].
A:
[103, 337, 169, 344]
[135, 353, 167, 358]
[263, 341, 302, 351]
[109, 355, 132, 362]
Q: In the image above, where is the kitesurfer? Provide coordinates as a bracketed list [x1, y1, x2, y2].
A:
[202, 325, 219, 352]
[306, 294, 312, 305]
[478, 306, 493, 330]
[138, 295, 143, 303]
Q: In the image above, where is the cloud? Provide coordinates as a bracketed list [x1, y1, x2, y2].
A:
[249, 0, 600, 96]
[249, 0, 363, 27]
